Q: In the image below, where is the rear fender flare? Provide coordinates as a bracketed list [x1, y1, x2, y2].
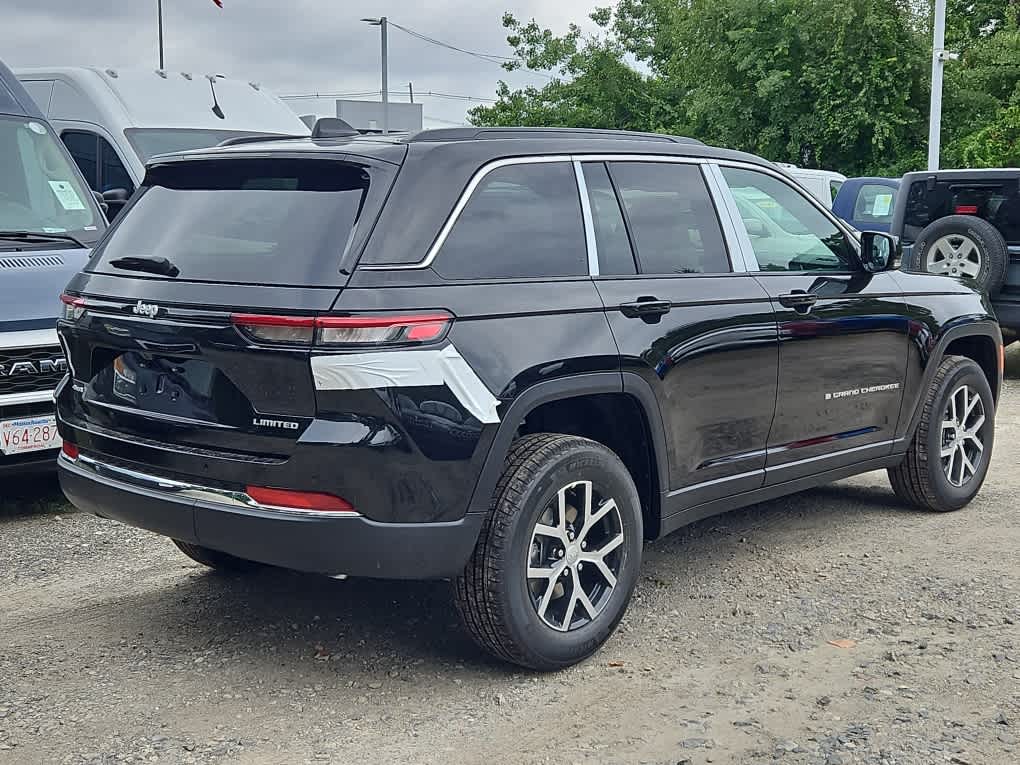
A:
[466, 372, 670, 522]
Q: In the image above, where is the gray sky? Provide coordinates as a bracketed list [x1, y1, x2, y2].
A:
[0, 0, 593, 125]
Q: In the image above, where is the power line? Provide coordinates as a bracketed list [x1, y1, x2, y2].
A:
[387, 21, 516, 65]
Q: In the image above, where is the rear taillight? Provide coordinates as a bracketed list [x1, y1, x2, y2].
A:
[955, 205, 979, 214]
[61, 441, 79, 460]
[245, 485, 357, 514]
[60, 293, 86, 321]
[230, 312, 453, 347]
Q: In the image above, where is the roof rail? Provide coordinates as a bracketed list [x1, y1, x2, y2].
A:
[217, 132, 307, 147]
[407, 127, 704, 145]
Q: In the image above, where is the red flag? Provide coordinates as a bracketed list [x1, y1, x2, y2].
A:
[212, 0, 223, 7]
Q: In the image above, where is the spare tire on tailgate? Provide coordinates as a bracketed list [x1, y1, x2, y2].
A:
[908, 215, 1008, 296]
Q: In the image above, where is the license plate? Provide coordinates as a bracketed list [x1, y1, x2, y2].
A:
[1, 414, 61, 456]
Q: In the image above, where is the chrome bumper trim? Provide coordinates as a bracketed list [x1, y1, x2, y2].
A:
[60, 452, 362, 519]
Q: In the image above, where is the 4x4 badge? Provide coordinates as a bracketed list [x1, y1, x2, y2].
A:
[132, 301, 160, 318]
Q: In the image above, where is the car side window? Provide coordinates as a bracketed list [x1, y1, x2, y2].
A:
[98, 137, 134, 195]
[722, 167, 854, 272]
[434, 162, 588, 280]
[582, 162, 636, 275]
[853, 184, 896, 224]
[608, 162, 730, 275]
[61, 131, 99, 190]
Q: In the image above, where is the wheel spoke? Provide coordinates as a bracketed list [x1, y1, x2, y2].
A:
[528, 563, 562, 581]
[964, 391, 980, 419]
[945, 447, 958, 483]
[579, 498, 616, 542]
[588, 557, 618, 588]
[592, 532, 624, 558]
[964, 431, 984, 452]
[533, 523, 567, 543]
[560, 590, 578, 631]
[960, 449, 976, 481]
[930, 258, 952, 274]
[535, 564, 565, 619]
[958, 258, 980, 278]
[934, 240, 955, 261]
[955, 445, 967, 485]
[575, 588, 597, 619]
[940, 442, 956, 458]
[556, 486, 569, 533]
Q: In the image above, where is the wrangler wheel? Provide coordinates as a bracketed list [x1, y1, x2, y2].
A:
[455, 433, 643, 670]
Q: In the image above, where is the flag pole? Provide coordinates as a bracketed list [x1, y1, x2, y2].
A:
[157, 0, 165, 69]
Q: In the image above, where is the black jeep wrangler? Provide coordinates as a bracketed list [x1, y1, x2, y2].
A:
[56, 125, 1002, 670]
[891, 168, 1020, 339]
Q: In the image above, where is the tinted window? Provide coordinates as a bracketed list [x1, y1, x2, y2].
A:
[582, 162, 635, 275]
[434, 162, 587, 280]
[62, 131, 99, 190]
[722, 167, 854, 272]
[609, 162, 729, 275]
[91, 158, 376, 286]
[99, 137, 134, 195]
[853, 184, 896, 224]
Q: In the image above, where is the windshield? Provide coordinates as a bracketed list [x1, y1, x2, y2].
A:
[125, 128, 301, 161]
[90, 158, 379, 286]
[0, 114, 103, 243]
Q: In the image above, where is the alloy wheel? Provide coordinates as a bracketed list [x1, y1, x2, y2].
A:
[927, 234, 982, 279]
[526, 480, 624, 632]
[941, 383, 986, 487]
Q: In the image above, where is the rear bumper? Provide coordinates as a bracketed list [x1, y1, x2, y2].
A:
[992, 297, 1020, 332]
[58, 454, 484, 579]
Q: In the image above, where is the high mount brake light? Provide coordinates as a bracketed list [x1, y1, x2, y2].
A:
[230, 312, 453, 347]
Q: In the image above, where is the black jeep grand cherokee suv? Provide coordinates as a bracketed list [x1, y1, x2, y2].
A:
[56, 125, 1002, 670]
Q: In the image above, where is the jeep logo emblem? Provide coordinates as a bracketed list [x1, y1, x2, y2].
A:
[0, 358, 68, 376]
[132, 301, 160, 318]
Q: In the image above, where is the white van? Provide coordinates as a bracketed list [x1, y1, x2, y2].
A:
[16, 67, 309, 216]
[775, 163, 846, 208]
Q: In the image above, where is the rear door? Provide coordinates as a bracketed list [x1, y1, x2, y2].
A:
[717, 164, 910, 483]
[58, 154, 394, 476]
[585, 158, 779, 509]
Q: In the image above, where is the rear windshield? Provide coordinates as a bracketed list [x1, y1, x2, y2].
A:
[90, 158, 380, 285]
[904, 179, 1020, 243]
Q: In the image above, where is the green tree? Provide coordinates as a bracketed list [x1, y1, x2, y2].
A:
[471, 0, 930, 176]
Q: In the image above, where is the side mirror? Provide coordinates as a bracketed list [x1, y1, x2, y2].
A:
[101, 188, 131, 220]
[742, 218, 771, 238]
[92, 190, 109, 216]
[860, 231, 898, 273]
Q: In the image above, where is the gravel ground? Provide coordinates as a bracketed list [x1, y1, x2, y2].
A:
[2, 355, 1019, 765]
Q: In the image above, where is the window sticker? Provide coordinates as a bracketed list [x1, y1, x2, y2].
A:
[48, 180, 86, 211]
[872, 193, 893, 216]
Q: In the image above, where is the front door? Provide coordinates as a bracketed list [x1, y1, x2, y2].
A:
[581, 159, 779, 510]
[717, 165, 910, 483]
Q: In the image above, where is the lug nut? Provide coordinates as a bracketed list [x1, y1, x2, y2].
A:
[580, 541, 587, 550]
[556, 548, 564, 558]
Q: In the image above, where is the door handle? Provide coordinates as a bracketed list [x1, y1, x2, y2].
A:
[777, 291, 818, 312]
[619, 298, 672, 320]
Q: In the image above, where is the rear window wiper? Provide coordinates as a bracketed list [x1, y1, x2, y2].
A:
[108, 255, 181, 277]
[0, 229, 86, 248]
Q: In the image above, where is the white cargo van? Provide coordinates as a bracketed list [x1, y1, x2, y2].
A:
[775, 163, 846, 208]
[16, 67, 309, 216]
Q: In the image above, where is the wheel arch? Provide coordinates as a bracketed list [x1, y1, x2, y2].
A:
[900, 320, 1002, 445]
[467, 372, 670, 540]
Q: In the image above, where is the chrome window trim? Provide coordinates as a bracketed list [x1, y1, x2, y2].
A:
[63, 452, 362, 519]
[573, 160, 600, 276]
[359, 155, 573, 271]
[701, 162, 751, 274]
[713, 159, 863, 273]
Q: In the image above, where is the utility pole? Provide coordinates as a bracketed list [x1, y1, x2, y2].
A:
[361, 17, 389, 134]
[157, 0, 165, 69]
[927, 0, 958, 171]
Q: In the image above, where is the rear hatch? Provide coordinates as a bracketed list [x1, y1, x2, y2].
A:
[58, 153, 397, 469]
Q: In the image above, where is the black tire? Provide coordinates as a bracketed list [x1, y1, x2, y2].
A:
[909, 215, 1008, 296]
[172, 539, 262, 572]
[888, 356, 994, 512]
[455, 433, 643, 671]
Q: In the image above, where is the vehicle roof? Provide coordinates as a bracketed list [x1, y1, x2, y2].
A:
[844, 176, 898, 185]
[779, 165, 848, 181]
[14, 66, 309, 134]
[0, 59, 44, 119]
[901, 168, 1020, 181]
[145, 129, 773, 170]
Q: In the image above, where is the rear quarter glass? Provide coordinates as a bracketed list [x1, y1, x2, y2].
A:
[88, 157, 394, 287]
